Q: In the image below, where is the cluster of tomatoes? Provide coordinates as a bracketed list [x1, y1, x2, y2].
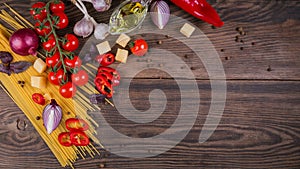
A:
[30, 1, 88, 98]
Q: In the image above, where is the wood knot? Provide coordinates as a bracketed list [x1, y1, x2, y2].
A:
[16, 119, 27, 131]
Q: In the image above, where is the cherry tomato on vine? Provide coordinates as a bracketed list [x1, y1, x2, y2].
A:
[34, 21, 51, 36]
[48, 69, 67, 86]
[71, 70, 89, 86]
[50, 1, 65, 13]
[62, 34, 79, 52]
[42, 36, 56, 52]
[59, 82, 77, 98]
[46, 51, 62, 68]
[53, 12, 69, 29]
[130, 39, 148, 56]
[30, 2, 47, 21]
[64, 56, 82, 70]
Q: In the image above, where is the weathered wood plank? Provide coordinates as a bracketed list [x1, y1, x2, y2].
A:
[0, 80, 299, 168]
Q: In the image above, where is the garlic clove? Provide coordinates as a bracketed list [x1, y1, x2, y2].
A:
[73, 16, 94, 38]
[94, 23, 109, 40]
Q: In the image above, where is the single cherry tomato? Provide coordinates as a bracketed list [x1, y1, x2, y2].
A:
[71, 70, 89, 86]
[48, 69, 67, 86]
[58, 132, 72, 147]
[62, 34, 79, 52]
[96, 53, 115, 66]
[130, 39, 148, 56]
[59, 82, 77, 98]
[65, 118, 89, 131]
[42, 36, 56, 52]
[50, 1, 65, 13]
[70, 130, 90, 146]
[30, 2, 47, 21]
[53, 12, 69, 29]
[64, 56, 82, 70]
[46, 51, 62, 68]
[32, 93, 46, 105]
[34, 21, 51, 36]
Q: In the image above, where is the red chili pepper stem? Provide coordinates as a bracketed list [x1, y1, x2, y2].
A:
[170, 0, 224, 27]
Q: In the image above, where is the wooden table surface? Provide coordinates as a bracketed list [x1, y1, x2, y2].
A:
[1, 0, 300, 168]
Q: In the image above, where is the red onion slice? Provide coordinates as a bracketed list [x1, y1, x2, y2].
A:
[43, 99, 62, 134]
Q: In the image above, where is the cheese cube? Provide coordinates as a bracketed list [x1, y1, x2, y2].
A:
[96, 41, 111, 55]
[33, 58, 47, 73]
[180, 23, 195, 38]
[115, 48, 128, 63]
[116, 33, 131, 48]
[43, 93, 52, 100]
[31, 76, 47, 89]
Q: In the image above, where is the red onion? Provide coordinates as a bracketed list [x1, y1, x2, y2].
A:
[150, 0, 170, 29]
[9, 28, 39, 56]
[43, 99, 62, 134]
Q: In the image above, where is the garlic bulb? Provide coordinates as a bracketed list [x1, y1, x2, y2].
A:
[73, 16, 94, 38]
[94, 23, 109, 40]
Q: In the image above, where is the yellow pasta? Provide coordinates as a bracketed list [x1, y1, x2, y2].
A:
[0, 6, 102, 168]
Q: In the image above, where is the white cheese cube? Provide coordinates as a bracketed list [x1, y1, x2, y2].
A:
[31, 76, 47, 89]
[180, 23, 195, 38]
[96, 41, 111, 55]
[116, 33, 131, 48]
[33, 58, 47, 73]
[115, 48, 128, 63]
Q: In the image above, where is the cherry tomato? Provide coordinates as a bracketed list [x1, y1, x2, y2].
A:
[46, 51, 62, 68]
[58, 132, 72, 147]
[34, 21, 51, 36]
[65, 118, 89, 131]
[71, 70, 89, 86]
[62, 34, 79, 52]
[70, 130, 90, 146]
[32, 93, 45, 105]
[59, 82, 77, 98]
[64, 56, 82, 70]
[130, 39, 148, 56]
[53, 12, 68, 29]
[48, 69, 67, 86]
[50, 1, 65, 13]
[30, 2, 47, 21]
[42, 36, 56, 52]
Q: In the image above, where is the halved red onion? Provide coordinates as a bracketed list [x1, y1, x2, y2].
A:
[150, 0, 170, 29]
[43, 99, 62, 134]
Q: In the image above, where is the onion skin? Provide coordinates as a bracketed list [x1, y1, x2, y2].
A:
[9, 28, 39, 56]
[43, 99, 62, 134]
[150, 0, 170, 29]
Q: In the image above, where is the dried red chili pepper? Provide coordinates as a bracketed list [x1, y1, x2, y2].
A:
[170, 0, 224, 27]
[65, 118, 89, 131]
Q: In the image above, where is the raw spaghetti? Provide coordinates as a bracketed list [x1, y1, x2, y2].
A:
[0, 4, 102, 168]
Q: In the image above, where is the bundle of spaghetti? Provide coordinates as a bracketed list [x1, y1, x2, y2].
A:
[0, 5, 103, 168]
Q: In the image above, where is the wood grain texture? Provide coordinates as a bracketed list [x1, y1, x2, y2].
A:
[0, 0, 300, 169]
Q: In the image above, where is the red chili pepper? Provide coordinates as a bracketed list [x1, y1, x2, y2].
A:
[65, 118, 89, 131]
[58, 132, 73, 147]
[98, 66, 120, 86]
[70, 130, 90, 146]
[171, 0, 224, 27]
[32, 93, 46, 105]
[94, 75, 113, 98]
[96, 53, 115, 66]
